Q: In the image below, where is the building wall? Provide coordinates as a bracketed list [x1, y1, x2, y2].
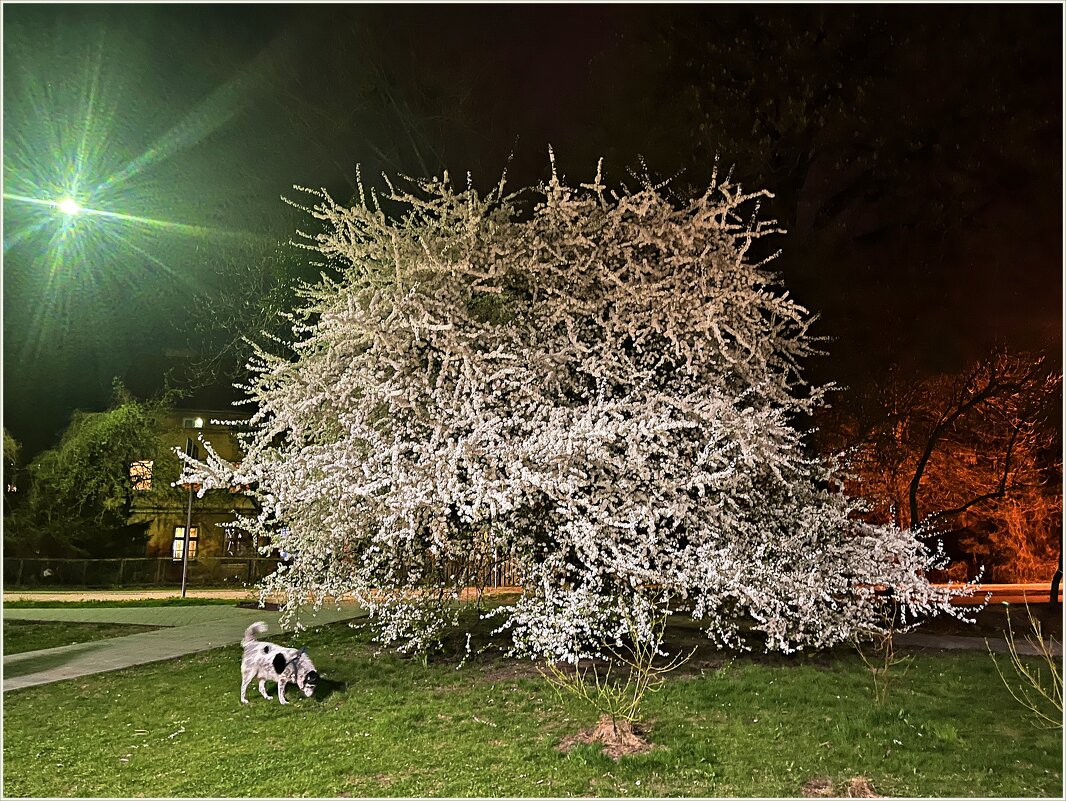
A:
[129, 410, 258, 561]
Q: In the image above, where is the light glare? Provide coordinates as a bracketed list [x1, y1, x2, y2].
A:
[57, 197, 81, 215]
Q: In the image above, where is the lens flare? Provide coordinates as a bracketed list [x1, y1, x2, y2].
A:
[2, 15, 269, 364]
[57, 197, 81, 215]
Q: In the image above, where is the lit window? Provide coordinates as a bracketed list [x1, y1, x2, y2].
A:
[130, 460, 154, 491]
[183, 417, 205, 429]
[172, 526, 199, 561]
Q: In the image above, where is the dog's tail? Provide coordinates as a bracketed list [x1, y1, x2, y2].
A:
[242, 621, 268, 647]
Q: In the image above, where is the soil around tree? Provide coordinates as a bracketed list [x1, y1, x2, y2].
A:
[557, 714, 653, 760]
[236, 601, 280, 611]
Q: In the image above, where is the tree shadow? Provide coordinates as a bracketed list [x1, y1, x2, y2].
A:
[3, 638, 115, 680]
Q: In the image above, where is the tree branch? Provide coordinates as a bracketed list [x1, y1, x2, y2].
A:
[908, 375, 1001, 528]
[921, 425, 1020, 525]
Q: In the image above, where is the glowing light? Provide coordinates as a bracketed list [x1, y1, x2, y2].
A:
[2, 18, 271, 365]
[57, 197, 81, 215]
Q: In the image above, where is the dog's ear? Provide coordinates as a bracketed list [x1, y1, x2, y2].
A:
[273, 652, 288, 674]
[305, 670, 318, 684]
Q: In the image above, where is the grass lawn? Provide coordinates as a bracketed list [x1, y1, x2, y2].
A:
[2, 612, 1061, 798]
[2, 620, 166, 656]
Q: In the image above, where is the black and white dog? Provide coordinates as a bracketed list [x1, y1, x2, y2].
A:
[240, 621, 318, 704]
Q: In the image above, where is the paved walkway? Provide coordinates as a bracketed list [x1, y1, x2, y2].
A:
[3, 601, 366, 692]
[896, 630, 1061, 656]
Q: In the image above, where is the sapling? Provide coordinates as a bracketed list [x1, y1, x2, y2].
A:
[542, 610, 695, 757]
[989, 602, 1063, 729]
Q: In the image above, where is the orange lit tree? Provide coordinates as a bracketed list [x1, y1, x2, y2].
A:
[817, 349, 1062, 584]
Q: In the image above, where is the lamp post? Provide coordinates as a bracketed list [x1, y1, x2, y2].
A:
[180, 437, 198, 599]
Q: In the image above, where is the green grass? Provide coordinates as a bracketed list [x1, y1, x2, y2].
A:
[3, 617, 1061, 798]
[2, 598, 237, 609]
[3, 620, 165, 656]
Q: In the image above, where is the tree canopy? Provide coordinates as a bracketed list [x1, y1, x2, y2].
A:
[188, 160, 971, 660]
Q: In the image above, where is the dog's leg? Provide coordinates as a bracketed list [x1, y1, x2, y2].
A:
[240, 669, 254, 704]
[277, 678, 288, 705]
[258, 679, 272, 701]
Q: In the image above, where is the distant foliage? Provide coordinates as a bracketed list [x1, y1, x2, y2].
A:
[6, 382, 181, 557]
[187, 157, 973, 660]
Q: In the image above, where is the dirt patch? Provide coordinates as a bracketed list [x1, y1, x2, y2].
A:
[802, 776, 879, 798]
[557, 715, 653, 760]
[802, 777, 835, 797]
[236, 601, 280, 611]
[843, 777, 879, 797]
[478, 660, 544, 683]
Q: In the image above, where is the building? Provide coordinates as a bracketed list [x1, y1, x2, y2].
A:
[128, 409, 258, 562]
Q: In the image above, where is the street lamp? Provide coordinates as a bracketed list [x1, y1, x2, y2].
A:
[180, 437, 199, 599]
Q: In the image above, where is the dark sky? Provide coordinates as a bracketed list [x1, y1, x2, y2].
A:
[3, 3, 1062, 458]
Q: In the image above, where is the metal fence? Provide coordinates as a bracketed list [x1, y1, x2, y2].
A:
[3, 557, 281, 588]
[432, 549, 522, 590]
[3, 555, 522, 590]
[488, 555, 521, 589]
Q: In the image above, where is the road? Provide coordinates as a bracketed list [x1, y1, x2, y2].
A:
[943, 582, 1062, 606]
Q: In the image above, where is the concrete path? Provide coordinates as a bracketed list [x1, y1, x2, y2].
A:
[2, 602, 366, 692]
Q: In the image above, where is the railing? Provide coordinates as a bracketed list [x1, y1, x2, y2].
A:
[3, 557, 281, 588]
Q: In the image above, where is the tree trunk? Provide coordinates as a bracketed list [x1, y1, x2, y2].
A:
[1050, 533, 1062, 608]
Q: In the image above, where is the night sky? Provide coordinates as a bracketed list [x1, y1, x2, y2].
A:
[3, 3, 1062, 458]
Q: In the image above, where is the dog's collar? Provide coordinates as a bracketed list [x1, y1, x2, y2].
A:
[289, 646, 309, 679]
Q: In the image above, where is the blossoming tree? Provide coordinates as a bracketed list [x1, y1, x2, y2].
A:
[185, 156, 972, 662]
